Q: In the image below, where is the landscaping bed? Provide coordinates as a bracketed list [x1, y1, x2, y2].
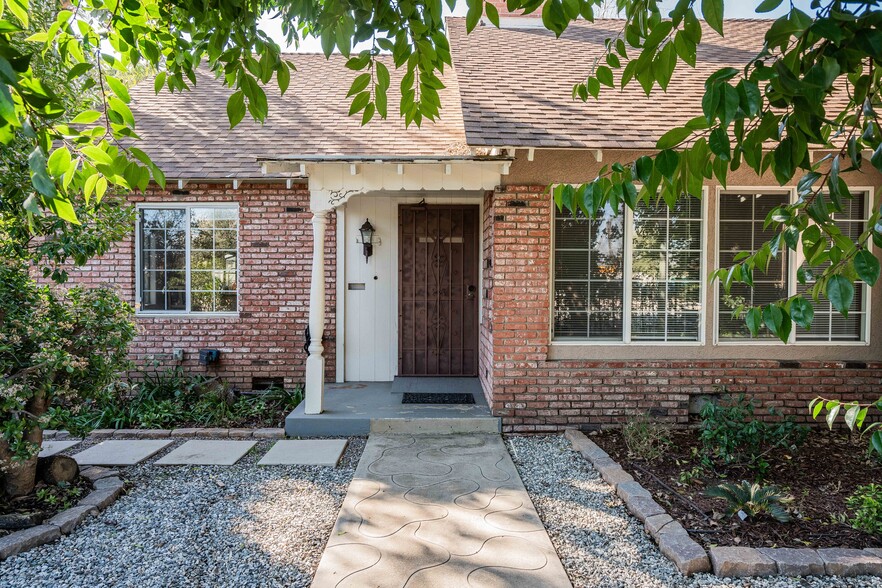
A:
[597, 428, 882, 550]
[0, 475, 92, 539]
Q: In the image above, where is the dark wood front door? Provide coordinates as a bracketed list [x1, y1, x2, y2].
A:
[399, 205, 480, 376]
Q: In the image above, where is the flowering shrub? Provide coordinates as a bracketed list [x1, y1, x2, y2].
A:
[0, 261, 135, 496]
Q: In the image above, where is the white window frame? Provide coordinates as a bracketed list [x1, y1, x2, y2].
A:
[713, 186, 873, 346]
[550, 186, 708, 346]
[135, 202, 240, 317]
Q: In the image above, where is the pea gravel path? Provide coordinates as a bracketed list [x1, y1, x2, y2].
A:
[507, 435, 881, 588]
[0, 438, 365, 588]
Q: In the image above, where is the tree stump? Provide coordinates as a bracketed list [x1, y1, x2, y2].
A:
[36, 455, 79, 485]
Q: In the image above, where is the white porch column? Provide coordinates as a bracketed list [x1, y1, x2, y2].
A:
[304, 209, 329, 415]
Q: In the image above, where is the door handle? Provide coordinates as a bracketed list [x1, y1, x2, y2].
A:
[467, 285, 476, 299]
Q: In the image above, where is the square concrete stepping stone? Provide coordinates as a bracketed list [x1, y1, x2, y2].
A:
[155, 440, 257, 466]
[257, 439, 348, 466]
[73, 440, 173, 466]
[38, 440, 81, 457]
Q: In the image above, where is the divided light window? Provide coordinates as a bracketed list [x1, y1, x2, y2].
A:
[717, 191, 870, 343]
[553, 196, 704, 343]
[138, 205, 239, 314]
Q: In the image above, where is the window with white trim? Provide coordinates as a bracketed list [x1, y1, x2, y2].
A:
[716, 190, 871, 342]
[553, 196, 704, 342]
[795, 195, 869, 342]
[718, 191, 790, 339]
[138, 205, 239, 313]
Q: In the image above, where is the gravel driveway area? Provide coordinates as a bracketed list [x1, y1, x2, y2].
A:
[508, 434, 880, 588]
[0, 438, 364, 588]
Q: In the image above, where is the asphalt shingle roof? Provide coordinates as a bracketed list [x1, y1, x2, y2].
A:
[129, 54, 468, 179]
[128, 19, 772, 178]
[447, 17, 768, 150]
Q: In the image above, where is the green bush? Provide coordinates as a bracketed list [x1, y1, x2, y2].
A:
[699, 392, 807, 474]
[47, 367, 304, 431]
[847, 484, 882, 536]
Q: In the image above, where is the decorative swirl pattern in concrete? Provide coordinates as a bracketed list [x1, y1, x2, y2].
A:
[311, 434, 572, 587]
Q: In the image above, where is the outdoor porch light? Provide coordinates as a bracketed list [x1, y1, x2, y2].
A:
[359, 219, 376, 262]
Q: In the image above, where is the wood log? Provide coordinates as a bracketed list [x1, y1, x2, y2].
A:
[36, 455, 79, 485]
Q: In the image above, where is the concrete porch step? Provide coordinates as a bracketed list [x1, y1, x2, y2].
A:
[370, 417, 500, 434]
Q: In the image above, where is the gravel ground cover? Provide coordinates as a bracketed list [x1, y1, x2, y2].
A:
[0, 437, 364, 588]
[507, 434, 880, 588]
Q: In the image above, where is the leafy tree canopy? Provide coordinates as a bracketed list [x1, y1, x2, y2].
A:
[0, 0, 880, 334]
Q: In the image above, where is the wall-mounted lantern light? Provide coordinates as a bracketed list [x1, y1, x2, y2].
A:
[359, 219, 376, 263]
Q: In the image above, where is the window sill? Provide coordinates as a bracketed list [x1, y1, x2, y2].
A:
[136, 312, 240, 319]
[714, 339, 869, 346]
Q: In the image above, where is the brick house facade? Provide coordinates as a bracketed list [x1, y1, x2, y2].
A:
[64, 17, 882, 432]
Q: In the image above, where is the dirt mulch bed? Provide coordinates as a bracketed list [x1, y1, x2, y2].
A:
[0, 475, 93, 539]
[597, 429, 882, 550]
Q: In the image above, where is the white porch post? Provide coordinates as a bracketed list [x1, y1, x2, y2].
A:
[304, 209, 329, 414]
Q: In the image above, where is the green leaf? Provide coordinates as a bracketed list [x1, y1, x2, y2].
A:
[854, 249, 880, 286]
[70, 110, 102, 124]
[227, 91, 245, 128]
[709, 127, 730, 160]
[656, 127, 691, 150]
[347, 73, 371, 98]
[789, 296, 814, 330]
[756, 0, 784, 12]
[701, 0, 724, 36]
[655, 149, 679, 180]
[596, 66, 614, 88]
[825, 402, 840, 430]
[844, 404, 860, 431]
[47, 147, 71, 178]
[871, 430, 882, 456]
[349, 91, 371, 115]
[811, 399, 824, 420]
[871, 143, 882, 174]
[376, 61, 390, 90]
[485, 1, 500, 27]
[80, 145, 113, 166]
[153, 72, 166, 94]
[745, 307, 762, 337]
[277, 63, 290, 95]
[635, 156, 653, 184]
[105, 76, 131, 103]
[826, 275, 854, 317]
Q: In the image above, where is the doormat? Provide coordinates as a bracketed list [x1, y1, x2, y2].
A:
[402, 393, 476, 405]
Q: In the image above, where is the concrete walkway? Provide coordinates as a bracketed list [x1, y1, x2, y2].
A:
[312, 434, 572, 587]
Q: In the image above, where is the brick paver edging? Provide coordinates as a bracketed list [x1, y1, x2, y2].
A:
[43, 428, 286, 440]
[0, 468, 125, 561]
[564, 429, 882, 578]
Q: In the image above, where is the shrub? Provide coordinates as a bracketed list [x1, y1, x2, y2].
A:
[699, 392, 807, 473]
[847, 484, 882, 536]
[706, 480, 793, 523]
[621, 413, 672, 461]
[0, 262, 135, 497]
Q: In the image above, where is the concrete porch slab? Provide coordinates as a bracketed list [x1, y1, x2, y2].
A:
[286, 381, 499, 437]
[154, 440, 257, 466]
[256, 439, 348, 466]
[39, 440, 81, 458]
[391, 376, 484, 395]
[73, 440, 173, 466]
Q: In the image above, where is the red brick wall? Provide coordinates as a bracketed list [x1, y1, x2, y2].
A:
[66, 181, 335, 391]
[486, 186, 882, 432]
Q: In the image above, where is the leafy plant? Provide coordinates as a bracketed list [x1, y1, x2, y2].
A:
[699, 392, 807, 473]
[621, 413, 672, 461]
[810, 396, 882, 457]
[706, 480, 793, 523]
[846, 483, 882, 537]
[35, 481, 83, 510]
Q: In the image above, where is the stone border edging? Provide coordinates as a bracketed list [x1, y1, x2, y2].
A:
[0, 467, 125, 561]
[43, 427, 286, 440]
[564, 429, 882, 578]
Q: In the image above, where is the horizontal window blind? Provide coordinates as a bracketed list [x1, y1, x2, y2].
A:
[553, 195, 704, 343]
[717, 192, 790, 339]
[796, 195, 868, 342]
